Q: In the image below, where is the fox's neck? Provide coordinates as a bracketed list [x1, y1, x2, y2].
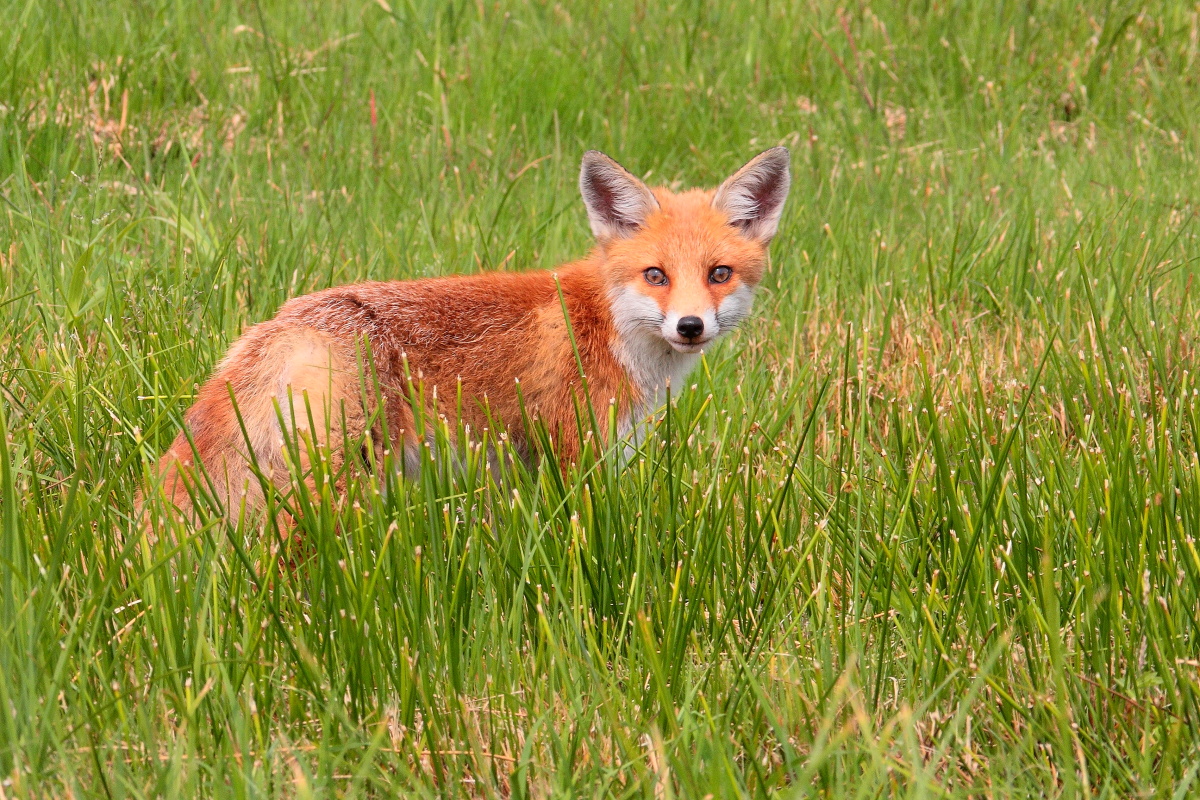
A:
[611, 320, 700, 411]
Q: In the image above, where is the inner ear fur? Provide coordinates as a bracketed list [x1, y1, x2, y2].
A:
[579, 151, 660, 242]
[711, 146, 791, 243]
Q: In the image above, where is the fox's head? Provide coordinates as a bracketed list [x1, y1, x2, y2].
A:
[580, 148, 790, 356]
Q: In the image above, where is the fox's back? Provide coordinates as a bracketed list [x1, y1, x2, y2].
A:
[275, 270, 559, 362]
[262, 265, 624, 426]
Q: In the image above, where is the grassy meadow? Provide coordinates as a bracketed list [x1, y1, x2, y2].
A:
[3, 0, 1200, 796]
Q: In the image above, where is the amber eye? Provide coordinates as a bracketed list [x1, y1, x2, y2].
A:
[644, 267, 668, 286]
[709, 265, 733, 284]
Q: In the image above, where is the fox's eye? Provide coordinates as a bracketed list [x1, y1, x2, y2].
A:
[644, 267, 668, 286]
[709, 266, 733, 284]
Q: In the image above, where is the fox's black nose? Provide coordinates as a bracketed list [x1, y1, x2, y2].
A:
[677, 316, 705, 339]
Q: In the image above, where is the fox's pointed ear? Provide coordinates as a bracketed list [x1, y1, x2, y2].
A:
[579, 151, 660, 242]
[712, 147, 791, 243]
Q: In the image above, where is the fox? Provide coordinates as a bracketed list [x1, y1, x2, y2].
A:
[143, 147, 791, 523]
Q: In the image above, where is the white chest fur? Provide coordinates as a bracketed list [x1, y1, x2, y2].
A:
[607, 286, 702, 439]
[614, 333, 700, 423]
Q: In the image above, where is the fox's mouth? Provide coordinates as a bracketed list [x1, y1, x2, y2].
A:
[664, 336, 714, 354]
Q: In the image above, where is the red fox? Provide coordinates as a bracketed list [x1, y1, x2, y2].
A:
[145, 147, 791, 521]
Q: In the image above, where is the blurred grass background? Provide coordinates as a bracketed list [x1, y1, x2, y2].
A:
[2, 0, 1200, 796]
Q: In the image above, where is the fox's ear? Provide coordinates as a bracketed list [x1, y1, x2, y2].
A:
[579, 151, 660, 242]
[712, 147, 791, 243]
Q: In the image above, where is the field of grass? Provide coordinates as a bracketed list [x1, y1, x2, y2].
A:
[3, 0, 1200, 796]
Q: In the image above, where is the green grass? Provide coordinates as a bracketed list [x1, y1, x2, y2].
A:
[3, 0, 1200, 795]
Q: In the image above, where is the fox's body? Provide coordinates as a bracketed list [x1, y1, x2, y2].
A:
[147, 148, 791, 521]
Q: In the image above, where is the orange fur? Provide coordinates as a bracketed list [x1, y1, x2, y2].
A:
[141, 148, 791, 525]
